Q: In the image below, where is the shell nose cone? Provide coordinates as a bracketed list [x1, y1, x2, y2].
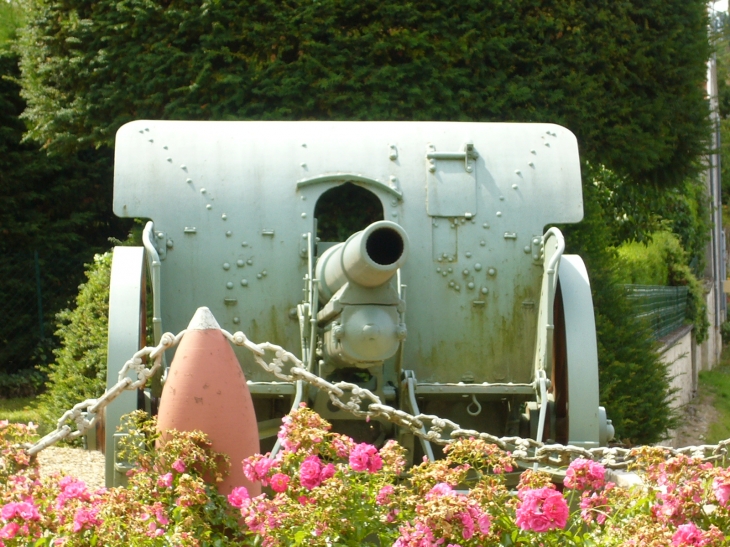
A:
[187, 306, 222, 330]
[157, 307, 261, 496]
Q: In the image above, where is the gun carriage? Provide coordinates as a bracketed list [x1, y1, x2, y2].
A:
[104, 121, 612, 486]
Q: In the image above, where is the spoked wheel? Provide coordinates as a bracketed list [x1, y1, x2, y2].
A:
[548, 255, 601, 448]
[104, 246, 148, 486]
[552, 281, 569, 445]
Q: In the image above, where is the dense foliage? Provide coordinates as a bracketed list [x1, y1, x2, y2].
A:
[3, 409, 730, 546]
[35, 253, 112, 441]
[0, 44, 128, 375]
[562, 175, 680, 444]
[18, 0, 710, 188]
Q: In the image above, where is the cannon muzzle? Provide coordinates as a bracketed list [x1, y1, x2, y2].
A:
[316, 221, 409, 302]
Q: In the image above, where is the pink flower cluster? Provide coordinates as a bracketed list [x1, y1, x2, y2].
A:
[515, 486, 569, 532]
[299, 454, 335, 489]
[712, 467, 730, 507]
[564, 458, 606, 491]
[243, 454, 276, 486]
[672, 522, 725, 547]
[56, 477, 90, 508]
[349, 443, 383, 473]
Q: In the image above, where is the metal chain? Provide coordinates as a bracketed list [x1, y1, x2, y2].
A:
[26, 327, 730, 471]
[24, 331, 181, 456]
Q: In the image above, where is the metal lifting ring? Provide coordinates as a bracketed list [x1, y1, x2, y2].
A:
[466, 394, 482, 416]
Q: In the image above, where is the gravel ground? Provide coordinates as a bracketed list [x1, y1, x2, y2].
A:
[35, 446, 106, 491]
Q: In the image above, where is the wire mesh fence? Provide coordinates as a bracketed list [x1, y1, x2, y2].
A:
[622, 284, 689, 341]
[0, 251, 90, 375]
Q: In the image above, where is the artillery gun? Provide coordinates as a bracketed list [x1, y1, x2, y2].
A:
[104, 121, 613, 486]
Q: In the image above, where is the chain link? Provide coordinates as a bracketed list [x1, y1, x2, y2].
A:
[26, 327, 730, 471]
[24, 332, 179, 455]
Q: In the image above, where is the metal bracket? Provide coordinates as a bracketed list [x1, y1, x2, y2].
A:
[531, 236, 544, 264]
[403, 370, 436, 462]
[150, 230, 167, 260]
[427, 142, 479, 173]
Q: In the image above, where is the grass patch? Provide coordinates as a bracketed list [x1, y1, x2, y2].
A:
[0, 397, 42, 426]
[699, 347, 730, 444]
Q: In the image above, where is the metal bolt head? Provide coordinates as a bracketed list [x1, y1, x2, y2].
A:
[206, 204, 212, 210]
[474, 263, 482, 271]
[226, 282, 234, 289]
[237, 260, 244, 267]
[241, 279, 248, 286]
[223, 263, 231, 270]
[222, 213, 227, 220]
[481, 287, 489, 294]
[226, 231, 232, 237]
[247, 259, 253, 265]
[467, 282, 475, 289]
[233, 317, 240, 324]
[465, 252, 472, 258]
[488, 268, 496, 276]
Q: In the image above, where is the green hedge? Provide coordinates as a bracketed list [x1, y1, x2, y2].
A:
[18, 0, 710, 188]
[36, 253, 111, 441]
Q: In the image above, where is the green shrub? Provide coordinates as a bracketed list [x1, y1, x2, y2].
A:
[0, 369, 46, 399]
[36, 253, 111, 442]
[616, 231, 709, 343]
[563, 170, 679, 445]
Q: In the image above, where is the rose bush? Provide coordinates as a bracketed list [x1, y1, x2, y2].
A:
[0, 414, 246, 546]
[2, 408, 730, 546]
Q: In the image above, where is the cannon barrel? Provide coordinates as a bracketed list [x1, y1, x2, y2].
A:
[316, 221, 409, 302]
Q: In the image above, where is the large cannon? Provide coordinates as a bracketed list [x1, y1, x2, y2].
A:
[104, 121, 612, 486]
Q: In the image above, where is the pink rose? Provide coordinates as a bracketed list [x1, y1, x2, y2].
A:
[426, 482, 455, 500]
[242, 455, 276, 486]
[515, 487, 569, 532]
[72, 507, 101, 533]
[349, 443, 383, 473]
[321, 463, 335, 481]
[227, 486, 250, 508]
[157, 472, 173, 488]
[564, 458, 606, 491]
[712, 476, 730, 507]
[0, 503, 18, 520]
[14, 502, 40, 521]
[376, 485, 395, 505]
[0, 522, 19, 540]
[299, 455, 326, 490]
[270, 473, 290, 493]
[672, 523, 705, 546]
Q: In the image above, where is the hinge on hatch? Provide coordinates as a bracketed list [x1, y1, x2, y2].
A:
[426, 142, 479, 173]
